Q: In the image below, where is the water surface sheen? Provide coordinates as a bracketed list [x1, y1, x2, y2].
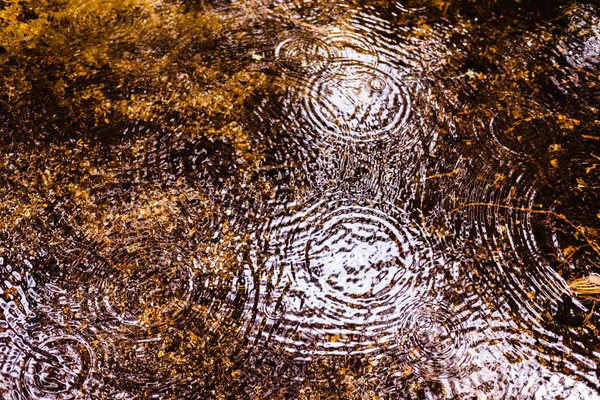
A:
[1, 0, 600, 398]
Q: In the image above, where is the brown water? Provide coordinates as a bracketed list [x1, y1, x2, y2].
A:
[1, 0, 600, 398]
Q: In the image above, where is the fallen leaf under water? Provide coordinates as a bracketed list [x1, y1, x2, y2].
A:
[568, 273, 600, 296]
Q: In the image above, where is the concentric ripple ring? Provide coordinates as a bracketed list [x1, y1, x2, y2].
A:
[71, 239, 201, 339]
[248, 197, 436, 356]
[20, 336, 93, 400]
[394, 299, 473, 380]
[300, 61, 412, 143]
[64, 0, 152, 41]
[275, 35, 332, 75]
[324, 31, 378, 64]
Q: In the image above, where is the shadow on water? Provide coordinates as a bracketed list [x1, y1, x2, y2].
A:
[1, 0, 600, 398]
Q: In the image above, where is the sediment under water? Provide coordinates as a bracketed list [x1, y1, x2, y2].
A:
[1, 0, 600, 398]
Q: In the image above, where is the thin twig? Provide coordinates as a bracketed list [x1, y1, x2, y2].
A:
[450, 202, 600, 258]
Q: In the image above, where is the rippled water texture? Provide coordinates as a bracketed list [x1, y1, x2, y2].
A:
[2, 0, 600, 398]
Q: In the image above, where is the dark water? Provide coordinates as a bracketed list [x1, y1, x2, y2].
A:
[1, 0, 600, 398]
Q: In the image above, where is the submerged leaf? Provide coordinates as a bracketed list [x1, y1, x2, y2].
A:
[568, 273, 600, 296]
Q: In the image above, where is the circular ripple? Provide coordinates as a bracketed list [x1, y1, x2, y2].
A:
[39, 234, 252, 396]
[324, 31, 378, 65]
[69, 238, 203, 339]
[536, 150, 600, 284]
[395, 1, 429, 14]
[266, 0, 344, 25]
[57, 0, 154, 42]
[20, 336, 92, 400]
[443, 164, 570, 323]
[394, 299, 473, 380]
[300, 61, 412, 143]
[248, 196, 437, 356]
[473, 112, 560, 161]
[426, 151, 600, 390]
[275, 35, 332, 76]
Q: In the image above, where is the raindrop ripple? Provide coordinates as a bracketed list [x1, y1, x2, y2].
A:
[248, 196, 436, 356]
[275, 34, 332, 76]
[394, 298, 473, 381]
[299, 60, 412, 143]
[64, 237, 213, 341]
[20, 336, 93, 400]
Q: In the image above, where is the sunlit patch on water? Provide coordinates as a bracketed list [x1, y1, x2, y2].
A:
[245, 195, 441, 357]
[384, 262, 511, 388]
[555, 5, 600, 71]
[394, 0, 430, 14]
[0, 255, 38, 347]
[299, 60, 412, 143]
[0, 253, 105, 398]
[273, 26, 420, 145]
[324, 30, 379, 64]
[446, 334, 600, 399]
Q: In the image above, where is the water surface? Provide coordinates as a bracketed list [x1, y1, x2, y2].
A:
[1, 0, 600, 398]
